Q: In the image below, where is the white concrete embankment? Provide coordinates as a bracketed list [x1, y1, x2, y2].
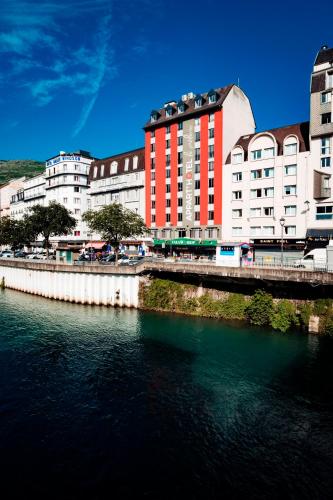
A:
[0, 261, 139, 307]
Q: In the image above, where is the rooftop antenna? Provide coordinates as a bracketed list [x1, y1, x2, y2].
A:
[237, 77, 240, 87]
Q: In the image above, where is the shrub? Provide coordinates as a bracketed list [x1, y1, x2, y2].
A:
[220, 293, 247, 320]
[271, 300, 299, 333]
[298, 303, 312, 330]
[246, 290, 274, 327]
[313, 298, 333, 316]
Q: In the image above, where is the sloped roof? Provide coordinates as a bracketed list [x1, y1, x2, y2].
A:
[315, 46, 333, 65]
[225, 122, 310, 163]
[89, 147, 145, 181]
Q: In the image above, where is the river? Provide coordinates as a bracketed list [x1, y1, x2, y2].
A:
[0, 288, 333, 499]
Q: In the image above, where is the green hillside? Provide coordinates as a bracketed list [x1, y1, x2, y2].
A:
[0, 160, 44, 184]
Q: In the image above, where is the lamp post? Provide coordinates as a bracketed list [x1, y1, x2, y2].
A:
[279, 217, 285, 267]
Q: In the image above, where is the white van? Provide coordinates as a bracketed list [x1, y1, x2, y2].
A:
[295, 248, 327, 270]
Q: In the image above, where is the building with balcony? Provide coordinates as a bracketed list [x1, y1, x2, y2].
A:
[144, 85, 255, 245]
[223, 123, 311, 249]
[0, 177, 25, 218]
[307, 45, 333, 243]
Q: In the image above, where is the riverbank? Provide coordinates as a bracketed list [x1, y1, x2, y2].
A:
[140, 277, 333, 335]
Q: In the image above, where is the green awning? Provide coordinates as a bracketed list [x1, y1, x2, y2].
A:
[153, 238, 217, 247]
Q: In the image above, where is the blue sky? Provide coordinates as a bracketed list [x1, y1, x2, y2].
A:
[0, 0, 332, 161]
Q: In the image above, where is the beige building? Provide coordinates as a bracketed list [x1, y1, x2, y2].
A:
[0, 177, 25, 218]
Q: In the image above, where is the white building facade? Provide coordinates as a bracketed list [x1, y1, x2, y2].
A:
[222, 123, 311, 250]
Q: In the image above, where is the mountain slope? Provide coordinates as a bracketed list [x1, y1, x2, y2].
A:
[0, 160, 44, 184]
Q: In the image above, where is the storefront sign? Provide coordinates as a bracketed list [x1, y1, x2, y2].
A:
[46, 155, 81, 167]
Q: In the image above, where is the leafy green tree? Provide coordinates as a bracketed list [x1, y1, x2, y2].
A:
[83, 203, 147, 262]
[246, 289, 274, 327]
[271, 300, 299, 333]
[0, 215, 35, 251]
[28, 202, 76, 257]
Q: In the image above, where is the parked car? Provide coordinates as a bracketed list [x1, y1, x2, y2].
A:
[0, 251, 14, 258]
[14, 251, 27, 258]
[295, 248, 327, 270]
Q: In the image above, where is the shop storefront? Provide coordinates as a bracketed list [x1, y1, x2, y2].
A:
[153, 238, 217, 259]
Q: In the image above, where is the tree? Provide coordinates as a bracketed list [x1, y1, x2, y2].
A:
[83, 203, 148, 262]
[28, 202, 76, 257]
[0, 215, 35, 251]
[246, 289, 274, 327]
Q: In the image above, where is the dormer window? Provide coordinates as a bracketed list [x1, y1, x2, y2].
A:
[208, 90, 217, 104]
[165, 105, 174, 117]
[177, 101, 185, 113]
[150, 110, 159, 122]
[194, 95, 203, 108]
[111, 161, 118, 175]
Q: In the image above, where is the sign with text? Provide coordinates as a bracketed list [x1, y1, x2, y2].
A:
[182, 119, 195, 224]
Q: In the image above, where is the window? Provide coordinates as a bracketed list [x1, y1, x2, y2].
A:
[63, 197, 68, 203]
[208, 178, 214, 188]
[178, 229, 186, 237]
[263, 226, 275, 235]
[284, 164, 297, 175]
[232, 227, 242, 236]
[166, 169, 170, 178]
[321, 138, 330, 155]
[316, 206, 333, 220]
[195, 118, 200, 126]
[178, 166, 183, 176]
[284, 143, 297, 155]
[233, 172, 242, 182]
[195, 180, 200, 190]
[166, 199, 171, 207]
[195, 164, 200, 173]
[195, 196, 200, 205]
[232, 191, 242, 200]
[232, 209, 242, 218]
[166, 214, 171, 222]
[321, 92, 331, 104]
[178, 198, 183, 207]
[250, 226, 261, 236]
[74, 231, 81, 236]
[151, 130, 155, 138]
[250, 208, 261, 217]
[166, 139, 170, 149]
[151, 172, 155, 180]
[208, 162, 214, 171]
[251, 188, 262, 198]
[208, 93, 216, 104]
[166, 155, 170, 167]
[208, 145, 214, 159]
[178, 103, 185, 113]
[151, 143, 155, 152]
[285, 205, 296, 216]
[208, 211, 214, 220]
[74, 186, 80, 192]
[178, 152, 183, 164]
[178, 122, 183, 131]
[74, 197, 80, 204]
[232, 153, 242, 164]
[178, 182, 183, 192]
[208, 113, 214, 123]
[151, 186, 155, 195]
[195, 148, 200, 161]
[251, 169, 262, 179]
[195, 212, 200, 221]
[151, 215, 156, 223]
[166, 125, 170, 134]
[100, 165, 104, 176]
[208, 194, 214, 204]
[93, 166, 98, 178]
[151, 158, 155, 170]
[178, 136, 183, 146]
[328, 73, 333, 88]
[264, 187, 274, 197]
[209, 128, 214, 139]
[195, 96, 202, 108]
[195, 131, 200, 142]
[166, 184, 171, 193]
[321, 113, 331, 125]
[321, 157, 331, 168]
[263, 147, 275, 158]
[263, 207, 274, 216]
[151, 201, 155, 209]
[284, 185, 296, 195]
[285, 226, 296, 236]
[264, 168, 274, 177]
[178, 213, 183, 222]
[251, 149, 262, 160]
[166, 107, 173, 117]
[74, 209, 80, 215]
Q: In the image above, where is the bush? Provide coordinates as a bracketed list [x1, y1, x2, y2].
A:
[246, 290, 274, 327]
[313, 298, 333, 316]
[298, 303, 312, 329]
[271, 300, 299, 333]
[143, 279, 184, 310]
[220, 293, 247, 320]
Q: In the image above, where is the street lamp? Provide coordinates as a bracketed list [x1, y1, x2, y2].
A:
[279, 217, 285, 267]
